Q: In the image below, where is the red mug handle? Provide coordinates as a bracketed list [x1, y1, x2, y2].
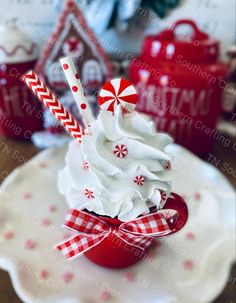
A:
[169, 19, 208, 40]
[163, 193, 188, 234]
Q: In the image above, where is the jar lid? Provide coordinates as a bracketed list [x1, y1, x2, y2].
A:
[0, 20, 38, 64]
[142, 19, 219, 63]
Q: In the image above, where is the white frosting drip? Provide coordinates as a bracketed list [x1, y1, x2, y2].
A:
[58, 106, 173, 221]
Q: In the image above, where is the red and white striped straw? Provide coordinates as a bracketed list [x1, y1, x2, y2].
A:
[22, 70, 84, 143]
[60, 56, 94, 128]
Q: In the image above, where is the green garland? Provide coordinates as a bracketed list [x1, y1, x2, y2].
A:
[84, 0, 181, 32]
[142, 0, 180, 18]
[106, 0, 181, 30]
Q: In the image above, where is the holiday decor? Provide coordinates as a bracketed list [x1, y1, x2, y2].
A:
[36, 0, 112, 100]
[23, 54, 188, 268]
[81, 0, 181, 34]
[130, 19, 228, 156]
[34, 0, 112, 147]
[0, 21, 43, 140]
[0, 1, 235, 300]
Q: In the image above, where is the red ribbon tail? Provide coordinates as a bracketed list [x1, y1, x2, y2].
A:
[115, 231, 154, 251]
[57, 233, 108, 260]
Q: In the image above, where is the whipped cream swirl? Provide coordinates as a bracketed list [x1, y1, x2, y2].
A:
[58, 106, 173, 221]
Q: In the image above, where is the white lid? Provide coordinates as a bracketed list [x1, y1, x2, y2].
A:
[0, 20, 39, 64]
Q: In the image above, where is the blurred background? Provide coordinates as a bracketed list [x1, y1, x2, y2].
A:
[0, 0, 235, 302]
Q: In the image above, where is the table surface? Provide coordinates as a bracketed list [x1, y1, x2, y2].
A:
[0, 136, 235, 303]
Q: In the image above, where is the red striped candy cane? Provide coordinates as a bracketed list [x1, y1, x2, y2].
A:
[22, 71, 84, 142]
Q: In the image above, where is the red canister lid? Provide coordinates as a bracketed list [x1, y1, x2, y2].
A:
[0, 20, 38, 64]
[142, 19, 219, 63]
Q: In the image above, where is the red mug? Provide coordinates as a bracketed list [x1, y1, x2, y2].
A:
[0, 21, 43, 140]
[84, 193, 188, 268]
[0, 61, 44, 140]
[129, 19, 228, 156]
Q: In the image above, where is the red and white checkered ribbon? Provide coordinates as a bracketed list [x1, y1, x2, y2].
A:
[57, 209, 177, 260]
[22, 70, 84, 142]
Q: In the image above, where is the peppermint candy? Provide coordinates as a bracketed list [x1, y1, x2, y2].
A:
[164, 161, 171, 170]
[84, 189, 95, 199]
[114, 144, 128, 158]
[83, 160, 89, 170]
[98, 78, 137, 114]
[134, 176, 145, 186]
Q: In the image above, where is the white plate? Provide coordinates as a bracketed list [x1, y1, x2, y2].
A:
[0, 144, 235, 303]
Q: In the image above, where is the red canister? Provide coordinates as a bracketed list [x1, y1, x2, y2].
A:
[0, 21, 43, 140]
[129, 19, 228, 156]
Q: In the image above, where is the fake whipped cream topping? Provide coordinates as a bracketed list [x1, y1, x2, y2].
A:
[58, 106, 173, 221]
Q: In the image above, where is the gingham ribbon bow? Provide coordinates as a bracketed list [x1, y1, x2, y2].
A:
[57, 209, 177, 260]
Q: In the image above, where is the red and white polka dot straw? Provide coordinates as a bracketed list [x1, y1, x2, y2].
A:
[22, 71, 84, 143]
[60, 56, 94, 128]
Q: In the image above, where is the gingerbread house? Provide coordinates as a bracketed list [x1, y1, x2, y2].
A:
[36, 0, 112, 105]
